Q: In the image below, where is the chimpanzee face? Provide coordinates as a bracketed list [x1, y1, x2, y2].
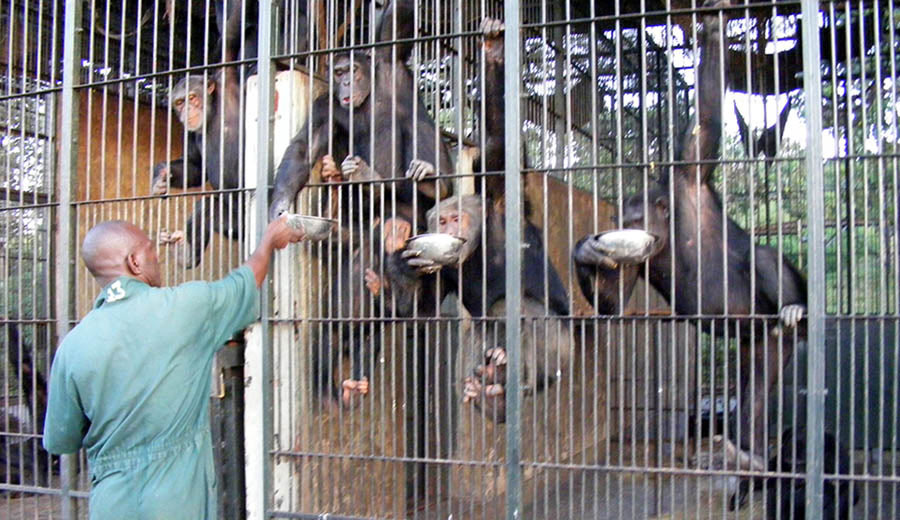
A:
[621, 183, 669, 252]
[334, 54, 371, 108]
[427, 195, 483, 264]
[437, 208, 470, 238]
[171, 76, 214, 132]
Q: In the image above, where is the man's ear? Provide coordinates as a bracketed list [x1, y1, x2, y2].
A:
[126, 253, 142, 276]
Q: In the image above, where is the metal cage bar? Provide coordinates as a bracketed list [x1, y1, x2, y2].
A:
[4, 1, 900, 518]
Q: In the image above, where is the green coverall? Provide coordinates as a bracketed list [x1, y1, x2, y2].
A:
[43, 267, 259, 519]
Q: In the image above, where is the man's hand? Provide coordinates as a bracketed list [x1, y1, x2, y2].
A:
[247, 215, 307, 286]
[265, 214, 307, 249]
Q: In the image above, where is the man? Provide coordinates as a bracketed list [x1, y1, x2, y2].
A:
[43, 215, 305, 519]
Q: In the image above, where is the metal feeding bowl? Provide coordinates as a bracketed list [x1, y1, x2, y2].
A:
[284, 214, 337, 241]
[592, 229, 659, 265]
[405, 233, 467, 267]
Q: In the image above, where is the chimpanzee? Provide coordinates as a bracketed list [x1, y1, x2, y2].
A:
[311, 211, 419, 407]
[734, 100, 791, 159]
[268, 0, 451, 222]
[2, 324, 55, 486]
[375, 194, 571, 423]
[287, 0, 452, 407]
[730, 428, 859, 518]
[572, 0, 807, 463]
[152, 0, 249, 266]
[360, 18, 570, 421]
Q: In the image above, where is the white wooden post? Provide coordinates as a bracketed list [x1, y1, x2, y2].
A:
[244, 69, 322, 519]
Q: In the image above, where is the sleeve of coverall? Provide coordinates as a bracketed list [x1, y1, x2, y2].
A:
[204, 265, 260, 349]
[42, 352, 88, 454]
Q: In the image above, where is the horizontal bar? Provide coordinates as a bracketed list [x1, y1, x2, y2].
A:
[0, 484, 90, 498]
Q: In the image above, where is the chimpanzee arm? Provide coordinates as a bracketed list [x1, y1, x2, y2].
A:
[152, 136, 206, 195]
[573, 235, 640, 314]
[375, 0, 417, 64]
[269, 105, 332, 220]
[523, 222, 570, 316]
[404, 107, 452, 200]
[680, 6, 725, 185]
[220, 0, 249, 63]
[480, 17, 506, 196]
[172, 136, 206, 187]
[382, 249, 443, 317]
[753, 245, 807, 314]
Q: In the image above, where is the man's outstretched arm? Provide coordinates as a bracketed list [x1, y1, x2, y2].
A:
[245, 214, 306, 287]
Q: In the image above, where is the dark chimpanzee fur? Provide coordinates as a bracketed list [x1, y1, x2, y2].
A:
[473, 17, 507, 199]
[572, 0, 807, 462]
[151, 0, 249, 267]
[378, 195, 571, 423]
[2, 324, 55, 487]
[214, 0, 259, 67]
[268, 0, 451, 221]
[731, 428, 859, 519]
[273, 0, 452, 408]
[367, 19, 571, 423]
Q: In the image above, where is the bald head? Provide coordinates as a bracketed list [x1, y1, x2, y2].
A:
[82, 221, 161, 288]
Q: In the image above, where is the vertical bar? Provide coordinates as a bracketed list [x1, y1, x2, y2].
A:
[503, 1, 522, 518]
[801, 0, 825, 517]
[57, 0, 83, 517]
[256, 0, 275, 515]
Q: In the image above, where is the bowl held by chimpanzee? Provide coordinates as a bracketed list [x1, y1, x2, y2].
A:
[405, 233, 467, 266]
[592, 229, 659, 265]
[284, 214, 337, 241]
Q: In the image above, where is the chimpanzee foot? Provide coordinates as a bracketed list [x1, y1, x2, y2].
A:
[462, 377, 506, 423]
[473, 347, 508, 382]
[779, 304, 805, 329]
[341, 378, 370, 408]
[462, 347, 508, 423]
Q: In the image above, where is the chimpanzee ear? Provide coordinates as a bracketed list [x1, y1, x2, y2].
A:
[206, 81, 216, 95]
[654, 195, 669, 218]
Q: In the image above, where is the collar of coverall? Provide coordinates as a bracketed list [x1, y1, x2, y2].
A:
[92, 276, 150, 310]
